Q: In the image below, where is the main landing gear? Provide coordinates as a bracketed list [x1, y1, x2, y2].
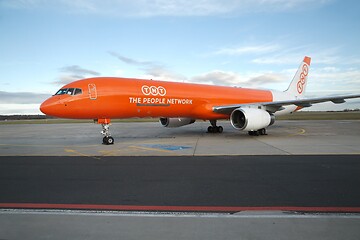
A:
[96, 118, 114, 145]
[207, 120, 223, 133]
[248, 128, 267, 136]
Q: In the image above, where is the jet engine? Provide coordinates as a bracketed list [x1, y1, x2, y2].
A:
[230, 108, 275, 131]
[159, 117, 196, 128]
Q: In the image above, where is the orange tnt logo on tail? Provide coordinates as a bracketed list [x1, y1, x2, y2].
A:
[297, 64, 309, 94]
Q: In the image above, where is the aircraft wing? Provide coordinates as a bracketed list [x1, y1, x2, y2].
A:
[213, 94, 360, 114]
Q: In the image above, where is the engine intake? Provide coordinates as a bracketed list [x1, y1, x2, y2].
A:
[160, 117, 196, 128]
[230, 108, 275, 131]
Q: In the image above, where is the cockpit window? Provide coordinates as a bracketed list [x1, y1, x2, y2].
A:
[74, 88, 82, 95]
[54, 88, 82, 96]
[55, 88, 68, 95]
[66, 88, 74, 95]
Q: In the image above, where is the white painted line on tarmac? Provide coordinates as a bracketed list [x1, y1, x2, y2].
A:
[1, 209, 360, 219]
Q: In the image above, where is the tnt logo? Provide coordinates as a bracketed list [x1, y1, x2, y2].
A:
[141, 85, 166, 96]
[297, 64, 309, 94]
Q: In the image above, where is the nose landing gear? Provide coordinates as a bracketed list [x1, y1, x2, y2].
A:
[96, 118, 114, 145]
[101, 124, 114, 145]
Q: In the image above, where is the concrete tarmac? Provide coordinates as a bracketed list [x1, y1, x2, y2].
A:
[0, 120, 360, 156]
[1, 210, 360, 240]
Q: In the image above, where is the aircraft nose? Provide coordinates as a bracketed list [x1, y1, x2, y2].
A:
[40, 98, 58, 116]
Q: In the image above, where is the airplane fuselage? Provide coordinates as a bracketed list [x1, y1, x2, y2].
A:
[41, 77, 276, 120]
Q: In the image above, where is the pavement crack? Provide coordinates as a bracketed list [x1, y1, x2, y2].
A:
[253, 137, 292, 155]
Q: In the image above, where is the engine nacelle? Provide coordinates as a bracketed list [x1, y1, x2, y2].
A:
[159, 117, 196, 128]
[230, 108, 275, 131]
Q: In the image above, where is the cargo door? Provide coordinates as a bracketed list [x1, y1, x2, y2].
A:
[88, 84, 97, 100]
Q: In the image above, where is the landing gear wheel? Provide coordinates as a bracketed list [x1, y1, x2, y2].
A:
[207, 126, 223, 133]
[207, 120, 223, 134]
[248, 129, 267, 136]
[107, 136, 114, 145]
[259, 128, 267, 135]
[103, 136, 114, 145]
[207, 126, 214, 133]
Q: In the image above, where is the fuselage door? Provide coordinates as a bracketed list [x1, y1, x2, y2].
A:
[88, 84, 97, 100]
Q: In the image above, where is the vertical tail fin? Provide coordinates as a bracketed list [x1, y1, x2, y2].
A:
[285, 56, 311, 98]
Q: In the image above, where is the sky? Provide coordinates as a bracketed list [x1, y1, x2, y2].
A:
[1, 0, 360, 114]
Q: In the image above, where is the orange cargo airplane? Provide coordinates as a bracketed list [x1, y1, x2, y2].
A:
[40, 56, 360, 144]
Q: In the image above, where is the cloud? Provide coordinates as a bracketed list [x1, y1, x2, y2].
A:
[213, 43, 340, 66]
[0, 91, 49, 104]
[109, 51, 186, 81]
[247, 73, 284, 86]
[108, 51, 155, 66]
[109, 52, 289, 87]
[56, 65, 100, 85]
[309, 67, 360, 93]
[1, 0, 332, 17]
[191, 70, 285, 87]
[0, 104, 43, 115]
[253, 55, 340, 65]
[250, 46, 341, 65]
[142, 66, 187, 82]
[60, 65, 100, 76]
[191, 70, 244, 86]
[215, 44, 280, 56]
